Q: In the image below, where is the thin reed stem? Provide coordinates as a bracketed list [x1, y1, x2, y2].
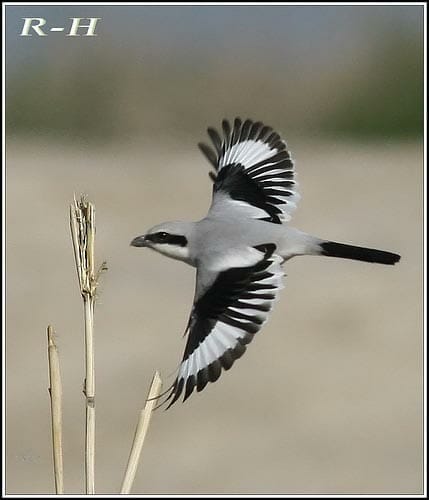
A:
[83, 296, 96, 494]
[120, 371, 163, 494]
[70, 195, 106, 494]
[47, 325, 64, 494]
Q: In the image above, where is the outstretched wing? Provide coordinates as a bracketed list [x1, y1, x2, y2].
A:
[199, 118, 300, 224]
[160, 244, 284, 409]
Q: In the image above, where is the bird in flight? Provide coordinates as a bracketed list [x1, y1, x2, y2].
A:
[131, 118, 400, 409]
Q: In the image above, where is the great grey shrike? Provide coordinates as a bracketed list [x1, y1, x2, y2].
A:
[131, 118, 400, 409]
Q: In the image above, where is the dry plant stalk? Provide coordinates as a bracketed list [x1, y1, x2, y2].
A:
[70, 195, 106, 494]
[47, 325, 64, 494]
[120, 371, 163, 494]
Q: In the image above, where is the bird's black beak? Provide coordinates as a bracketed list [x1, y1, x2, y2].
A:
[130, 235, 148, 247]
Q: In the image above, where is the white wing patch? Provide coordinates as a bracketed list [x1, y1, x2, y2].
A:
[161, 245, 284, 408]
[221, 139, 275, 169]
[199, 118, 300, 224]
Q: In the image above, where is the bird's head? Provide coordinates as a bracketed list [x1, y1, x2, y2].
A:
[130, 221, 193, 263]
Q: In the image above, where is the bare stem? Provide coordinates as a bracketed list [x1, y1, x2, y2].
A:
[120, 371, 163, 494]
[70, 195, 104, 494]
[47, 325, 64, 494]
[84, 296, 96, 494]
[84, 297, 95, 399]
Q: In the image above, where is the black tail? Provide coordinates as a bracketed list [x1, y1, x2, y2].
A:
[320, 241, 401, 265]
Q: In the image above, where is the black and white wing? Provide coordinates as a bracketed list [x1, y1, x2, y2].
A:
[199, 118, 300, 224]
[161, 244, 284, 409]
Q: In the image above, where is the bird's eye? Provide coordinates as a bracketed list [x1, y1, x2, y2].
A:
[157, 232, 169, 241]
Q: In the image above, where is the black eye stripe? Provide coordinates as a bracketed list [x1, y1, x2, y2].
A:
[146, 232, 188, 247]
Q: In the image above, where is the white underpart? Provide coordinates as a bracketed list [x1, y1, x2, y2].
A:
[153, 242, 190, 263]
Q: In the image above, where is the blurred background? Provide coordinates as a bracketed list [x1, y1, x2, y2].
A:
[5, 4, 424, 495]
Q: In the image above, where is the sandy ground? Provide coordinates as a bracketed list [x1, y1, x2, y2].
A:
[5, 136, 423, 494]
